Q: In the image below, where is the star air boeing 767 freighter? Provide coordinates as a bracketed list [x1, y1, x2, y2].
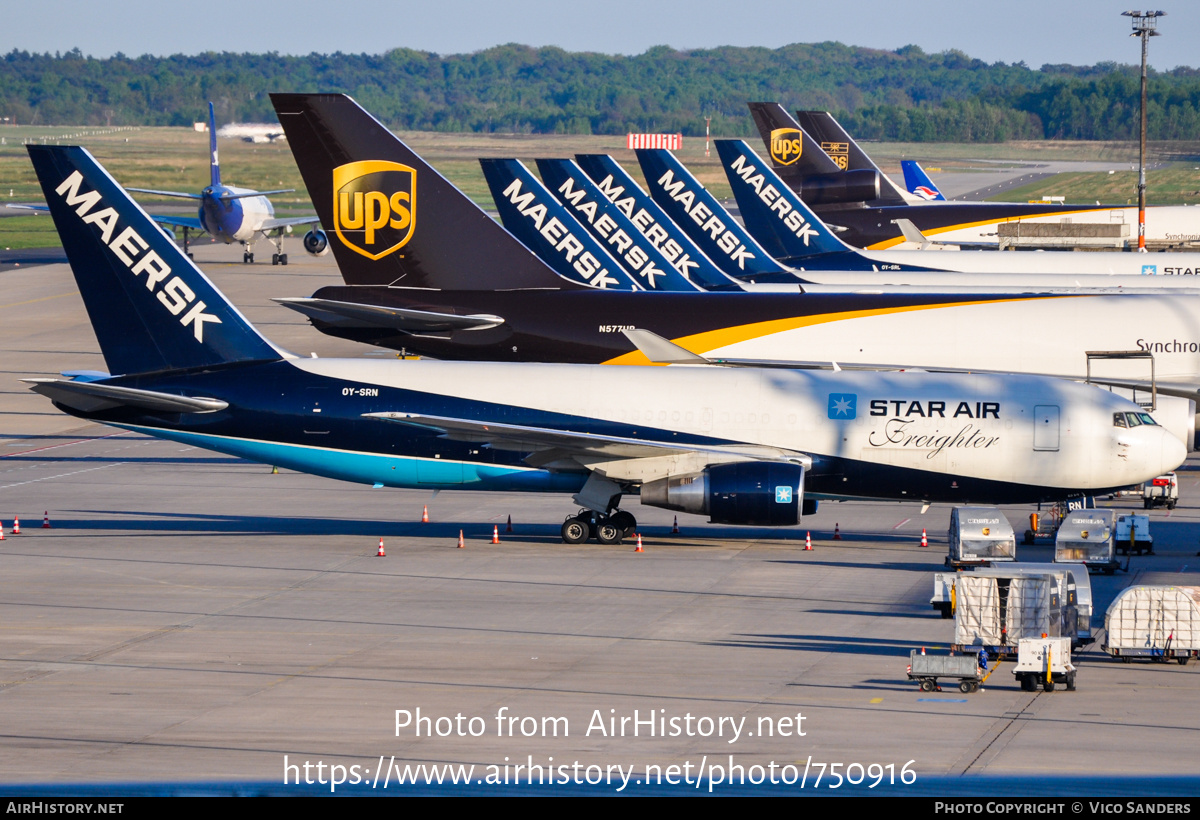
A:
[21, 145, 1184, 543]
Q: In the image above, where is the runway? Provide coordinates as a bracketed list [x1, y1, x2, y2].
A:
[0, 243, 1197, 793]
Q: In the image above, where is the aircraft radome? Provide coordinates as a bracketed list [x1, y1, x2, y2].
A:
[22, 145, 1184, 543]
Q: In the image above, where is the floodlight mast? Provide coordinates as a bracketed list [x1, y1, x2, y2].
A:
[1122, 10, 1164, 252]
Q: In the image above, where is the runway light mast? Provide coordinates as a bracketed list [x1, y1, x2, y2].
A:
[1122, 10, 1164, 253]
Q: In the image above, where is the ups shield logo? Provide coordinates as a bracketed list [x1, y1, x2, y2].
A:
[332, 160, 415, 260]
[769, 128, 803, 166]
[982, 527, 991, 536]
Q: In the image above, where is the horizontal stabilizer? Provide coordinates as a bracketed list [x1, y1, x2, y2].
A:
[127, 188, 205, 200]
[273, 297, 503, 332]
[23, 379, 228, 414]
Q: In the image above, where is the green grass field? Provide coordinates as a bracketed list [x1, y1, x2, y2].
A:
[2, 124, 1193, 249]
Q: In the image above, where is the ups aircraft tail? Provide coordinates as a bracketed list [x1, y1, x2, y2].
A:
[25, 145, 283, 377]
[793, 110, 911, 203]
[270, 93, 581, 291]
[746, 103, 881, 205]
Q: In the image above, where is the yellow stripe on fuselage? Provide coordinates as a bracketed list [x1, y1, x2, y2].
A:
[602, 296, 1056, 365]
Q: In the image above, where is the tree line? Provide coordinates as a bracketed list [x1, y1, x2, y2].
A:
[3, 42, 1199, 141]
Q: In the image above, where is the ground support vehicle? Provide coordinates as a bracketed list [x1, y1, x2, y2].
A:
[1115, 514, 1153, 556]
[1013, 637, 1077, 691]
[1143, 473, 1178, 510]
[1022, 507, 1064, 546]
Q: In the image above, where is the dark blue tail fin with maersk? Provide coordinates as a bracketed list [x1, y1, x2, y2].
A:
[26, 145, 282, 376]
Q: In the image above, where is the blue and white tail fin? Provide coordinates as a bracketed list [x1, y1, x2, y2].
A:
[713, 140, 856, 261]
[631, 149, 792, 280]
[901, 161, 946, 201]
[26, 145, 283, 376]
[534, 158, 709, 292]
[208, 102, 221, 189]
[479, 158, 637, 290]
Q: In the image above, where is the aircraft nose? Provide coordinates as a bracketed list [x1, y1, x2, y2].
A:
[1161, 429, 1188, 475]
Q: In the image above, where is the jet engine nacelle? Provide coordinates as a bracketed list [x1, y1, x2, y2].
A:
[799, 169, 881, 206]
[640, 462, 814, 526]
[303, 228, 329, 256]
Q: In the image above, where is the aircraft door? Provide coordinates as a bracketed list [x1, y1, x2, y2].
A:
[1033, 405, 1060, 451]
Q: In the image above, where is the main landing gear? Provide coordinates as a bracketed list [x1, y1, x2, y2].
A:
[269, 228, 288, 266]
[561, 509, 637, 545]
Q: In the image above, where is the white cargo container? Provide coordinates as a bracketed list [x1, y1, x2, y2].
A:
[932, 564, 1090, 645]
[946, 507, 1016, 569]
[1054, 509, 1119, 574]
[1103, 586, 1200, 664]
[952, 572, 1070, 656]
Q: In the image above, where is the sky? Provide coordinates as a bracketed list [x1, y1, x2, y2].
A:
[3, 0, 1194, 70]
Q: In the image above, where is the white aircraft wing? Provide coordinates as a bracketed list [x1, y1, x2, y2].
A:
[365, 411, 811, 480]
[259, 216, 321, 230]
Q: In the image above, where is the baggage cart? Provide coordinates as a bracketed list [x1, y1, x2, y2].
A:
[907, 650, 984, 693]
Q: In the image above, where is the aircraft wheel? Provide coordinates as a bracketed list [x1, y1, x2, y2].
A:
[247, 252, 254, 263]
[611, 510, 636, 537]
[919, 680, 935, 692]
[280, 254, 288, 265]
[271, 253, 280, 266]
[561, 518, 589, 544]
[595, 521, 623, 545]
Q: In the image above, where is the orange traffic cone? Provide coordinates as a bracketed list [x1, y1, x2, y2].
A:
[12, 517, 20, 535]
[457, 530, 465, 549]
[42, 511, 50, 529]
[491, 525, 500, 544]
[920, 528, 928, 548]
[804, 531, 812, 550]
[505, 515, 512, 533]
[833, 523, 841, 540]
[421, 505, 429, 523]
[377, 538, 386, 557]
[634, 533, 643, 552]
[671, 515, 679, 534]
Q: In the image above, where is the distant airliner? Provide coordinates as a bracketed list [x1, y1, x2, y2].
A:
[127, 102, 326, 265]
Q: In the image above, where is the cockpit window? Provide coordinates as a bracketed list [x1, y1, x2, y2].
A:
[1116, 412, 1159, 428]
